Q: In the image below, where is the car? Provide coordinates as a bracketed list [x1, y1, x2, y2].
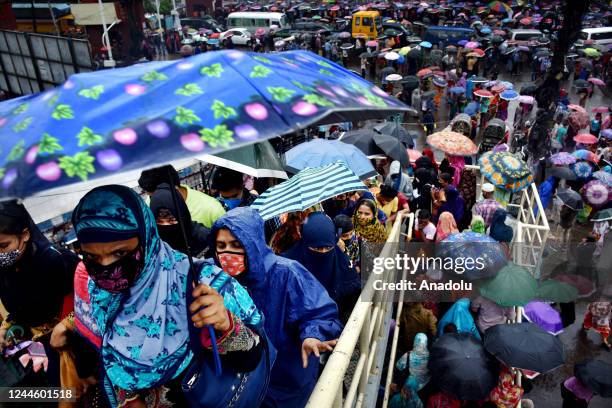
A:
[292, 22, 331, 32]
[221, 28, 253, 46]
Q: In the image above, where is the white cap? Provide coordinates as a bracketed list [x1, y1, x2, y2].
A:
[482, 183, 495, 193]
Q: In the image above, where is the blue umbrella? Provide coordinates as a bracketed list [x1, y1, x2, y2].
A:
[419, 41, 433, 48]
[500, 90, 519, 101]
[285, 139, 376, 179]
[571, 161, 594, 180]
[251, 161, 367, 220]
[593, 170, 612, 186]
[436, 231, 508, 280]
[464, 101, 480, 116]
[480, 27, 492, 34]
[0, 50, 408, 199]
[450, 86, 466, 95]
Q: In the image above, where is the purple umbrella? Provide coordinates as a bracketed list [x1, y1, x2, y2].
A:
[582, 180, 611, 208]
[523, 301, 564, 335]
[550, 152, 576, 165]
[458, 39, 469, 46]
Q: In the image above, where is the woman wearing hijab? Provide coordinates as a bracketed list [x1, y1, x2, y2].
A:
[437, 298, 481, 340]
[408, 333, 430, 391]
[437, 187, 465, 226]
[489, 370, 524, 408]
[0, 200, 79, 386]
[283, 212, 361, 322]
[210, 207, 342, 408]
[399, 303, 437, 357]
[334, 215, 361, 270]
[353, 199, 388, 244]
[489, 208, 513, 243]
[389, 376, 424, 408]
[71, 185, 263, 406]
[270, 212, 305, 255]
[150, 183, 210, 257]
[469, 215, 486, 234]
[435, 212, 459, 242]
[420, 148, 439, 173]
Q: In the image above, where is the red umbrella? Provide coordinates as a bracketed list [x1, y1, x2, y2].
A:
[472, 48, 486, 57]
[588, 78, 606, 86]
[568, 104, 587, 113]
[210, 32, 220, 39]
[417, 68, 433, 77]
[520, 17, 532, 25]
[493, 30, 506, 36]
[592, 106, 610, 113]
[568, 111, 590, 131]
[474, 89, 494, 98]
[573, 134, 599, 144]
[407, 149, 422, 162]
[491, 84, 506, 93]
[366, 40, 378, 47]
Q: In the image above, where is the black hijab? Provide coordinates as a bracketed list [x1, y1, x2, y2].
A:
[0, 200, 77, 328]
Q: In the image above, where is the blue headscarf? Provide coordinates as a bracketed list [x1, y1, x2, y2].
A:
[489, 208, 514, 243]
[437, 298, 481, 340]
[72, 185, 261, 393]
[438, 186, 465, 224]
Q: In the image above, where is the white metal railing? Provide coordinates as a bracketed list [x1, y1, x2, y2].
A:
[306, 212, 413, 408]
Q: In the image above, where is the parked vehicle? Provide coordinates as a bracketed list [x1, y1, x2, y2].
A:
[508, 29, 544, 42]
[352, 10, 382, 40]
[227, 12, 288, 33]
[220, 28, 253, 46]
[577, 27, 612, 46]
[423, 26, 475, 47]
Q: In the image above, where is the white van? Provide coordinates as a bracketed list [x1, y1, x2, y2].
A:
[508, 29, 544, 42]
[227, 12, 288, 33]
[577, 27, 612, 46]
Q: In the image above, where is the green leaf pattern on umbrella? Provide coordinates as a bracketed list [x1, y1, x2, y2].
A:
[175, 83, 203, 96]
[58, 151, 95, 181]
[319, 69, 334, 77]
[52, 104, 74, 120]
[365, 93, 387, 107]
[267, 87, 295, 102]
[174, 106, 201, 125]
[200, 63, 224, 78]
[303, 94, 333, 107]
[12, 103, 28, 115]
[7, 140, 25, 161]
[38, 133, 63, 154]
[253, 56, 272, 64]
[0, 168, 4, 179]
[199, 125, 234, 148]
[317, 60, 333, 68]
[47, 94, 59, 107]
[77, 127, 103, 147]
[141, 71, 168, 82]
[78, 85, 104, 100]
[250, 65, 273, 78]
[12, 117, 33, 132]
[210, 100, 236, 119]
[291, 80, 315, 92]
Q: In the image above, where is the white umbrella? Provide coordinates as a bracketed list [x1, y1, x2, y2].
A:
[386, 74, 403, 82]
[385, 51, 400, 61]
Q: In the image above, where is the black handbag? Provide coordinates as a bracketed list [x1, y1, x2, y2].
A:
[181, 270, 276, 408]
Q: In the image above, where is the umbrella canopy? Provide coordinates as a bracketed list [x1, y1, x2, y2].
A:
[500, 90, 519, 101]
[285, 139, 376, 179]
[550, 152, 577, 165]
[588, 77, 606, 86]
[339, 128, 385, 157]
[371, 133, 410, 166]
[575, 360, 612, 397]
[385, 51, 400, 61]
[386, 74, 403, 82]
[553, 274, 596, 298]
[417, 68, 433, 78]
[518, 95, 535, 104]
[479, 263, 538, 306]
[592, 106, 610, 113]
[592, 208, 612, 221]
[427, 131, 478, 156]
[574, 134, 598, 144]
[523, 301, 564, 335]
[557, 188, 584, 211]
[201, 140, 287, 179]
[569, 111, 590, 131]
[537, 280, 579, 303]
[573, 79, 590, 89]
[450, 86, 466, 95]
[251, 161, 367, 220]
[573, 149, 599, 163]
[484, 322, 565, 373]
[0, 50, 408, 199]
[407, 149, 422, 162]
[582, 180, 611, 207]
[479, 152, 533, 192]
[366, 40, 378, 47]
[474, 89, 494, 98]
[374, 122, 416, 148]
[603, 129, 612, 139]
[595, 173, 612, 190]
[429, 333, 499, 400]
[584, 48, 601, 57]
[436, 232, 508, 281]
[571, 161, 595, 180]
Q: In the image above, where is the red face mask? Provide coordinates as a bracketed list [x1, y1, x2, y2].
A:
[217, 252, 246, 276]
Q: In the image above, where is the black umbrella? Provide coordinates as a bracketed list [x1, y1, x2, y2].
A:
[408, 48, 423, 59]
[575, 360, 612, 397]
[484, 322, 565, 373]
[429, 333, 499, 400]
[548, 166, 577, 180]
[374, 122, 416, 148]
[360, 52, 378, 59]
[373, 133, 410, 167]
[339, 129, 385, 157]
[384, 28, 402, 37]
[381, 67, 396, 78]
[401, 75, 420, 89]
[557, 188, 584, 210]
[521, 84, 538, 95]
[574, 79, 590, 88]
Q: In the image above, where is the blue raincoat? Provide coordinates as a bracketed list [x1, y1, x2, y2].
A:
[437, 298, 481, 340]
[210, 207, 343, 408]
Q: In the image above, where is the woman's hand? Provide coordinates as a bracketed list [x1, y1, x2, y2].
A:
[0, 328, 11, 350]
[50, 323, 69, 349]
[189, 284, 230, 333]
[301, 338, 338, 368]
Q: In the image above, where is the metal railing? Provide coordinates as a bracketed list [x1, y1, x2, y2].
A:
[306, 212, 414, 408]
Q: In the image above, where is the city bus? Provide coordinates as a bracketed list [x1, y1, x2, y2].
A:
[226, 12, 288, 33]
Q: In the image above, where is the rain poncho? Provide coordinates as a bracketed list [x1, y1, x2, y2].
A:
[408, 333, 430, 390]
[489, 209, 514, 243]
[210, 207, 343, 408]
[437, 298, 481, 340]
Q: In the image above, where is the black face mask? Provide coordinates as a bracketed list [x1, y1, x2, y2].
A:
[158, 224, 189, 253]
[83, 247, 143, 293]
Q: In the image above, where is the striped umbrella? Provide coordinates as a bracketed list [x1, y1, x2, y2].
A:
[582, 180, 611, 207]
[251, 161, 367, 220]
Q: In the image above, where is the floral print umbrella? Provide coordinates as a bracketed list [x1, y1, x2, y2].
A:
[550, 152, 576, 166]
[0, 50, 409, 199]
[479, 151, 533, 192]
[571, 161, 595, 180]
[426, 131, 478, 156]
[582, 180, 611, 208]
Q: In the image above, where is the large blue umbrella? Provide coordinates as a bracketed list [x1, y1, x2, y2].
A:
[285, 139, 377, 179]
[0, 50, 408, 199]
[436, 231, 508, 280]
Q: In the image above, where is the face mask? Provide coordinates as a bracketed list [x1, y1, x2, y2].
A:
[84, 247, 143, 293]
[0, 249, 21, 269]
[217, 251, 246, 276]
[158, 224, 188, 253]
[223, 198, 242, 211]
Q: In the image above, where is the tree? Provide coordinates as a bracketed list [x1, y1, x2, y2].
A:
[144, 0, 172, 15]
